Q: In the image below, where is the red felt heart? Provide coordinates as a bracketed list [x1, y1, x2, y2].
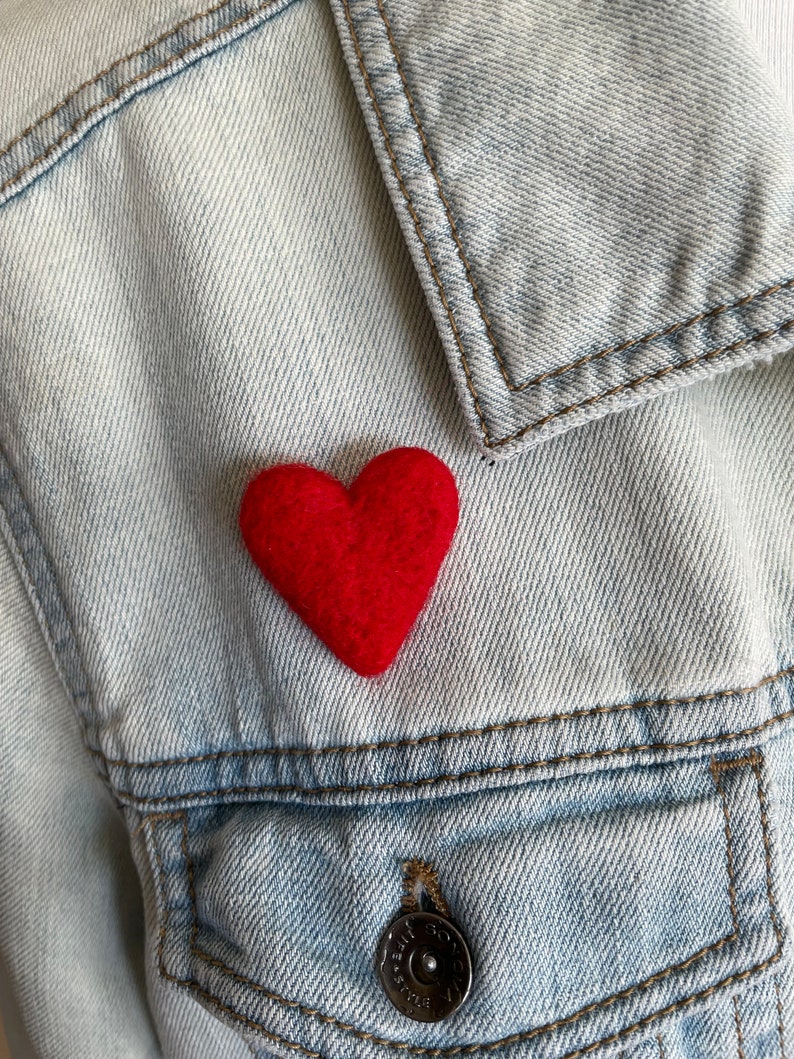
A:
[239, 447, 459, 677]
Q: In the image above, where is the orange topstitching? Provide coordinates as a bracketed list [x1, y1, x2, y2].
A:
[97, 662, 794, 771]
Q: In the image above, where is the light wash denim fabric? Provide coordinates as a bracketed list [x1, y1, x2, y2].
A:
[1, 0, 793, 1057]
[330, 0, 794, 457]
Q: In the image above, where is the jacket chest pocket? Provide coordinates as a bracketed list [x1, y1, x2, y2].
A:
[144, 749, 784, 1059]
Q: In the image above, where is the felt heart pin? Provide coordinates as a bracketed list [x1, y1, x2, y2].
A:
[239, 447, 459, 676]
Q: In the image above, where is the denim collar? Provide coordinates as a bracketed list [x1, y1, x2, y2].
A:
[330, 0, 794, 456]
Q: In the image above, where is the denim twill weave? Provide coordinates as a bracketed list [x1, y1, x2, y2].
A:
[0, 0, 793, 1056]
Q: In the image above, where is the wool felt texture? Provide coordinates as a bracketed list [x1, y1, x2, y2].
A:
[239, 447, 459, 676]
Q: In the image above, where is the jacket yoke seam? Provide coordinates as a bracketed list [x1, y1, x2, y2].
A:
[0, 0, 236, 164]
[99, 663, 794, 769]
[0, 0, 292, 200]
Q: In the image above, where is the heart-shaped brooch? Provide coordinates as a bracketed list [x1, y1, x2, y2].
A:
[239, 447, 459, 676]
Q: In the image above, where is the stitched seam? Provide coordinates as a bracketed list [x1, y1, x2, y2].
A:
[710, 762, 741, 929]
[776, 976, 786, 1059]
[560, 953, 783, 1059]
[0, 0, 287, 198]
[491, 316, 794, 448]
[0, 481, 66, 690]
[750, 754, 785, 948]
[0, 442, 91, 706]
[343, 0, 794, 447]
[512, 277, 794, 391]
[0, 0, 235, 163]
[183, 813, 199, 950]
[150, 817, 326, 1059]
[98, 662, 794, 769]
[372, 0, 794, 396]
[372, 0, 504, 387]
[733, 996, 746, 1059]
[339, 0, 492, 444]
[656, 1035, 666, 1059]
[151, 809, 169, 973]
[117, 700, 794, 803]
[148, 753, 779, 1056]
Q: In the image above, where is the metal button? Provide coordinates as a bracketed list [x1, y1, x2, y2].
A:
[376, 911, 473, 1022]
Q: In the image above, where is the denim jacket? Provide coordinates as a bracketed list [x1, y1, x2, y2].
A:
[1, 1, 794, 1057]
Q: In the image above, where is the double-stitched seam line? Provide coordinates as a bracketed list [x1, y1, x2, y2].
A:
[338, 0, 492, 443]
[372, 0, 794, 397]
[149, 816, 325, 1059]
[98, 662, 794, 770]
[0, 0, 287, 198]
[775, 976, 787, 1058]
[496, 316, 794, 448]
[512, 277, 794, 391]
[147, 756, 755, 1055]
[372, 0, 504, 386]
[151, 811, 169, 973]
[0, 484, 65, 691]
[0, 0, 235, 164]
[0, 442, 91, 703]
[750, 753, 785, 949]
[710, 759, 742, 929]
[116, 700, 794, 804]
[733, 995, 746, 1059]
[183, 814, 199, 951]
[557, 750, 784, 1059]
[561, 954, 784, 1059]
[345, 0, 794, 447]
